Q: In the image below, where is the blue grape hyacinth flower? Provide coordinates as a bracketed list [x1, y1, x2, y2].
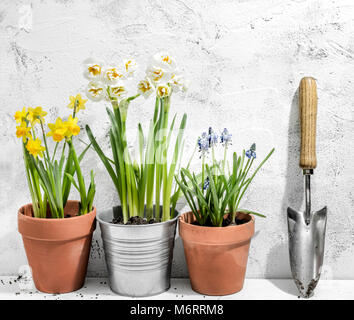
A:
[220, 128, 232, 147]
[198, 132, 209, 157]
[246, 143, 256, 159]
[203, 176, 210, 191]
[208, 127, 218, 147]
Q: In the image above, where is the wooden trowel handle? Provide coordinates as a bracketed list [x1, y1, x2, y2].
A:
[299, 77, 317, 170]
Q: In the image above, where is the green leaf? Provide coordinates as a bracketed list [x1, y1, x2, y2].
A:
[86, 170, 96, 213]
[238, 209, 266, 218]
[235, 148, 275, 209]
[138, 123, 145, 166]
[175, 173, 201, 224]
[205, 165, 219, 215]
[65, 173, 79, 191]
[31, 158, 58, 216]
[86, 124, 120, 192]
[78, 141, 92, 163]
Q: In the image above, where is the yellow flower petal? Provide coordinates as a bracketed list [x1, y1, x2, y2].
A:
[14, 107, 27, 123]
[16, 121, 32, 142]
[47, 117, 66, 142]
[64, 115, 80, 137]
[26, 138, 45, 158]
[27, 106, 47, 124]
[67, 94, 87, 113]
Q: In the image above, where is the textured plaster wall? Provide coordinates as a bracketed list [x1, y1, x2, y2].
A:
[0, 0, 354, 280]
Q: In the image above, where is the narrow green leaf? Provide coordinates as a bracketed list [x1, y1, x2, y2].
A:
[65, 173, 79, 191]
[86, 125, 120, 191]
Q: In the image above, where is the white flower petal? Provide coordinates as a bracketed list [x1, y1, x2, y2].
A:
[152, 52, 177, 71]
[146, 66, 172, 84]
[123, 59, 138, 78]
[102, 66, 125, 84]
[137, 78, 154, 98]
[83, 58, 104, 80]
[156, 83, 171, 98]
[109, 82, 127, 100]
[169, 73, 188, 92]
[86, 81, 105, 101]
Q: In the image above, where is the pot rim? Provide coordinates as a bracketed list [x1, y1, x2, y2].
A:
[18, 200, 96, 223]
[179, 211, 255, 245]
[178, 211, 254, 229]
[97, 207, 179, 228]
[18, 200, 97, 241]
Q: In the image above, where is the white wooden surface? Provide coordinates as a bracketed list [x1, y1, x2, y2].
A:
[0, 277, 353, 300]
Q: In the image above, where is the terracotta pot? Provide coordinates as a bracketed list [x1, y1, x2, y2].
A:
[179, 211, 255, 296]
[18, 200, 96, 293]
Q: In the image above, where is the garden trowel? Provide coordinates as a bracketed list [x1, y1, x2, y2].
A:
[287, 77, 327, 298]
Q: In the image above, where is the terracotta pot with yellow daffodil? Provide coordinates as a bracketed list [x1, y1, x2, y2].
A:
[15, 97, 97, 293]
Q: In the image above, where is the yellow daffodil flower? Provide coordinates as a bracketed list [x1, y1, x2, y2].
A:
[64, 115, 80, 137]
[27, 107, 47, 125]
[14, 107, 28, 124]
[47, 118, 67, 142]
[67, 94, 87, 113]
[16, 121, 32, 142]
[26, 138, 45, 158]
[137, 78, 153, 98]
[156, 83, 171, 98]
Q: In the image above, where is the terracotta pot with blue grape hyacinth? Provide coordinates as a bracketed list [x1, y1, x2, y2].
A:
[176, 128, 274, 295]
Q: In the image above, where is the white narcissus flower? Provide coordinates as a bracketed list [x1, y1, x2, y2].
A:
[146, 66, 171, 84]
[109, 83, 127, 100]
[102, 66, 125, 84]
[123, 59, 138, 78]
[156, 83, 171, 98]
[86, 81, 105, 101]
[83, 58, 103, 80]
[169, 73, 188, 92]
[137, 78, 154, 98]
[152, 52, 176, 71]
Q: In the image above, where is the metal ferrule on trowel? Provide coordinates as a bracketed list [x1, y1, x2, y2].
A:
[287, 77, 327, 298]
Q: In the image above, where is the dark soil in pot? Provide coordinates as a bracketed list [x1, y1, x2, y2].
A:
[191, 214, 249, 227]
[111, 216, 157, 225]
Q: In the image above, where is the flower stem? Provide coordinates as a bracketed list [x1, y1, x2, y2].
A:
[223, 145, 227, 174]
[73, 98, 78, 118]
[51, 142, 59, 162]
[39, 120, 50, 163]
[161, 97, 171, 221]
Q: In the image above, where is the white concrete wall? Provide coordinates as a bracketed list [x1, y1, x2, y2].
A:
[0, 0, 353, 280]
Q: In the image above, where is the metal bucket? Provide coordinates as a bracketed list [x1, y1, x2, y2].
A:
[97, 206, 178, 297]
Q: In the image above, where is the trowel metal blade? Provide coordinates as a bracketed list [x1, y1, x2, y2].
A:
[287, 206, 327, 298]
